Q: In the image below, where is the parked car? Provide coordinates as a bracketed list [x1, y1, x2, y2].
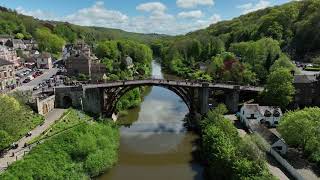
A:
[23, 79, 31, 83]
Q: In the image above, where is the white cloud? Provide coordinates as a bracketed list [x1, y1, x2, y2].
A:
[237, 0, 271, 14]
[176, 0, 214, 9]
[178, 10, 203, 19]
[136, 2, 166, 14]
[16, 6, 56, 20]
[15, 1, 222, 35]
[63, 1, 128, 28]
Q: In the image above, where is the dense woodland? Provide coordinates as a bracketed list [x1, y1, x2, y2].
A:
[152, 0, 319, 85]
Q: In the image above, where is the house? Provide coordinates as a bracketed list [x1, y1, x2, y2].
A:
[65, 53, 106, 80]
[0, 35, 12, 46]
[0, 58, 16, 91]
[124, 56, 134, 69]
[255, 126, 288, 155]
[239, 104, 264, 131]
[239, 104, 282, 128]
[294, 74, 320, 107]
[36, 52, 53, 69]
[258, 106, 282, 127]
[239, 104, 287, 155]
[66, 53, 92, 77]
[23, 39, 38, 50]
[12, 39, 26, 50]
[0, 45, 20, 67]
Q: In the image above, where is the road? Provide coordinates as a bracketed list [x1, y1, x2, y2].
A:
[15, 68, 59, 92]
[0, 109, 66, 172]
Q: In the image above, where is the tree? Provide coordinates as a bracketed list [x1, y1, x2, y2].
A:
[0, 130, 12, 150]
[278, 108, 320, 163]
[35, 27, 65, 56]
[270, 54, 296, 72]
[262, 68, 295, 108]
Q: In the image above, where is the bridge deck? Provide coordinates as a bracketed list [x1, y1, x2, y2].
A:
[80, 79, 264, 92]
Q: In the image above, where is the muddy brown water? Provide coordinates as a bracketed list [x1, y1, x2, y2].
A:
[97, 61, 204, 180]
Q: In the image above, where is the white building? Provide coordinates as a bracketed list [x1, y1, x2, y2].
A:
[37, 52, 53, 69]
[239, 104, 282, 128]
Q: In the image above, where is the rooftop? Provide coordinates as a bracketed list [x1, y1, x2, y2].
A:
[294, 74, 319, 84]
[0, 58, 13, 66]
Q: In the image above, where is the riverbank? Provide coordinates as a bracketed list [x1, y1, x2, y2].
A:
[200, 105, 276, 179]
[0, 109, 119, 179]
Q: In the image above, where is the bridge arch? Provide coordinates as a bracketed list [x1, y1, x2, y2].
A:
[102, 84, 194, 117]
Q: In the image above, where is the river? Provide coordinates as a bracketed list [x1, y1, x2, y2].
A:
[98, 60, 204, 180]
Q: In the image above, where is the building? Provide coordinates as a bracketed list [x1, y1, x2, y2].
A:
[239, 104, 282, 128]
[239, 104, 287, 155]
[12, 39, 26, 50]
[124, 56, 134, 69]
[255, 126, 288, 155]
[0, 58, 16, 91]
[0, 35, 12, 46]
[0, 45, 19, 67]
[23, 39, 38, 50]
[294, 74, 320, 107]
[66, 53, 92, 77]
[65, 53, 106, 80]
[36, 52, 53, 69]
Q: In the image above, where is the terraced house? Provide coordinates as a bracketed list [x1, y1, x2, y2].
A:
[0, 58, 16, 91]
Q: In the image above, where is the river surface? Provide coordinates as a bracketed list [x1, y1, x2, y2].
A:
[98, 61, 203, 180]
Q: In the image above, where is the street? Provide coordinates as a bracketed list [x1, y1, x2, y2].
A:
[0, 109, 66, 172]
[15, 68, 59, 92]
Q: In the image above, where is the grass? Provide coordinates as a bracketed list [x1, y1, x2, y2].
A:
[28, 109, 91, 144]
[1, 110, 120, 179]
[304, 67, 320, 71]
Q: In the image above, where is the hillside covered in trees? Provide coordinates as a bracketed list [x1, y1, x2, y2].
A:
[0, 6, 167, 49]
[153, 0, 319, 85]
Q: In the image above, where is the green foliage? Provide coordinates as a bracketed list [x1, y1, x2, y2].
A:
[262, 68, 295, 108]
[0, 130, 12, 150]
[0, 110, 119, 179]
[312, 56, 320, 66]
[0, 94, 44, 150]
[229, 38, 282, 82]
[270, 54, 296, 72]
[278, 107, 320, 164]
[53, 24, 77, 43]
[14, 33, 24, 39]
[35, 27, 65, 56]
[201, 106, 274, 179]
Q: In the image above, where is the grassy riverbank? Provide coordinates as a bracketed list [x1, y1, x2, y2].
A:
[200, 105, 276, 179]
[0, 93, 44, 151]
[0, 109, 119, 179]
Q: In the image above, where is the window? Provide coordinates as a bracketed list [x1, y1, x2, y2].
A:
[4, 72, 7, 78]
[273, 146, 282, 151]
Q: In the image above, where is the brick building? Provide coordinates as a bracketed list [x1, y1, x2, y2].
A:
[294, 74, 320, 107]
[0, 58, 16, 91]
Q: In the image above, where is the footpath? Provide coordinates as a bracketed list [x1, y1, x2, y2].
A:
[0, 109, 66, 172]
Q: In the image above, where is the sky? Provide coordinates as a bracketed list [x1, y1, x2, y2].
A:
[0, 0, 296, 35]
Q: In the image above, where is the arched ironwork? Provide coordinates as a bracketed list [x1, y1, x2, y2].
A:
[102, 84, 194, 117]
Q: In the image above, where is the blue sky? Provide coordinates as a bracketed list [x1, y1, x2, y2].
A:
[0, 0, 294, 35]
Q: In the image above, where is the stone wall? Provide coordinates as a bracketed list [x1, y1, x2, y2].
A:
[37, 95, 55, 116]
